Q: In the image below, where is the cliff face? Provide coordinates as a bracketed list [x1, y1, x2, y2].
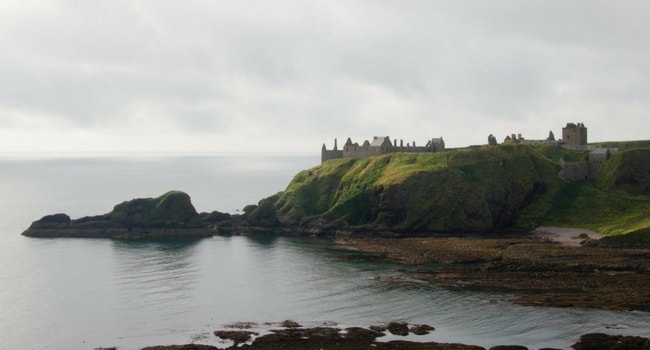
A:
[247, 144, 568, 232]
[246, 145, 650, 235]
[597, 148, 650, 195]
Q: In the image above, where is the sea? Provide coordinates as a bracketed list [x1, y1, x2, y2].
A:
[0, 153, 648, 350]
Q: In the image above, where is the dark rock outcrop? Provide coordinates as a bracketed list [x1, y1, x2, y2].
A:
[386, 321, 410, 336]
[410, 324, 435, 335]
[134, 326, 650, 350]
[22, 191, 236, 239]
[142, 345, 219, 350]
[29, 213, 71, 228]
[213, 330, 258, 345]
[571, 333, 649, 350]
[232, 325, 483, 350]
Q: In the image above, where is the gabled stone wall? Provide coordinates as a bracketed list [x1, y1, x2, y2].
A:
[321, 136, 445, 163]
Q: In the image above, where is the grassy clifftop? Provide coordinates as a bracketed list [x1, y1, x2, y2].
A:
[246, 144, 650, 236]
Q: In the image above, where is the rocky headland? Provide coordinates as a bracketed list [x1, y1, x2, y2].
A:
[21, 145, 650, 311]
[24, 144, 650, 241]
[22, 144, 650, 347]
[242, 144, 650, 238]
[22, 191, 237, 239]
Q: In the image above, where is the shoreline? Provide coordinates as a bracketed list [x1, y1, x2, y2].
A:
[334, 231, 650, 311]
[133, 322, 650, 350]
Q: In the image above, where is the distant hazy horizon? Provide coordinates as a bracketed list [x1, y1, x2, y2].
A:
[2, 1, 650, 153]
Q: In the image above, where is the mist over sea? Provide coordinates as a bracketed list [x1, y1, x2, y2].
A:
[0, 153, 648, 349]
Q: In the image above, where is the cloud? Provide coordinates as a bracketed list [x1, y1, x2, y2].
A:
[0, 0, 649, 153]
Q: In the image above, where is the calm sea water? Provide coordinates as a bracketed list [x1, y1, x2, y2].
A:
[0, 153, 648, 350]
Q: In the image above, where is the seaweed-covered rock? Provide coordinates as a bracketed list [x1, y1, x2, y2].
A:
[571, 333, 649, 350]
[213, 330, 258, 345]
[410, 324, 435, 335]
[386, 321, 410, 336]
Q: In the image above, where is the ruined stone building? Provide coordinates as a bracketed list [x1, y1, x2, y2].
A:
[322, 136, 445, 163]
[490, 123, 588, 148]
[562, 122, 588, 146]
[558, 147, 618, 180]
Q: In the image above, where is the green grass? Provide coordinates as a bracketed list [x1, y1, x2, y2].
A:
[592, 140, 650, 150]
[540, 181, 650, 235]
[375, 152, 449, 186]
[110, 191, 199, 228]
[249, 143, 650, 238]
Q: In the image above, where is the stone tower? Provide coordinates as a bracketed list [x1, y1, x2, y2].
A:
[562, 122, 588, 146]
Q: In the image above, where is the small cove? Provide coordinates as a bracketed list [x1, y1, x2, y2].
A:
[1, 154, 648, 349]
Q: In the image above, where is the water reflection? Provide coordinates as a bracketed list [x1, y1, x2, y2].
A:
[97, 236, 650, 349]
[111, 239, 202, 310]
[245, 233, 279, 246]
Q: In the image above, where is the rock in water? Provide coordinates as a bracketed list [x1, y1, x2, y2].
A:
[21, 191, 232, 239]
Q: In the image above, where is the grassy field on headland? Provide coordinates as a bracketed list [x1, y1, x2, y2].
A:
[246, 142, 650, 238]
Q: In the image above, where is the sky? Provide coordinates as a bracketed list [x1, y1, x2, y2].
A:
[1, 0, 649, 154]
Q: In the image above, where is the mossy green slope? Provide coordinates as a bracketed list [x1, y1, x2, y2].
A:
[248, 144, 573, 232]
[111, 190, 200, 228]
[247, 145, 650, 236]
[541, 148, 650, 235]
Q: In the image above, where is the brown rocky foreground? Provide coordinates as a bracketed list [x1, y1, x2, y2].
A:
[138, 324, 649, 350]
[334, 234, 650, 311]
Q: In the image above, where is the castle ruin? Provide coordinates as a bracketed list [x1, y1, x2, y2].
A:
[322, 136, 445, 163]
[488, 123, 589, 148]
[322, 122, 615, 181]
[558, 147, 617, 180]
[562, 122, 588, 146]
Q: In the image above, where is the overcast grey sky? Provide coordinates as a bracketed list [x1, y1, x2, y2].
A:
[1, 1, 649, 153]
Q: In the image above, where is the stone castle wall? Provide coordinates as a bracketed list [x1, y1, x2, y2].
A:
[322, 136, 445, 163]
[321, 149, 343, 163]
[558, 148, 617, 180]
[562, 123, 588, 146]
